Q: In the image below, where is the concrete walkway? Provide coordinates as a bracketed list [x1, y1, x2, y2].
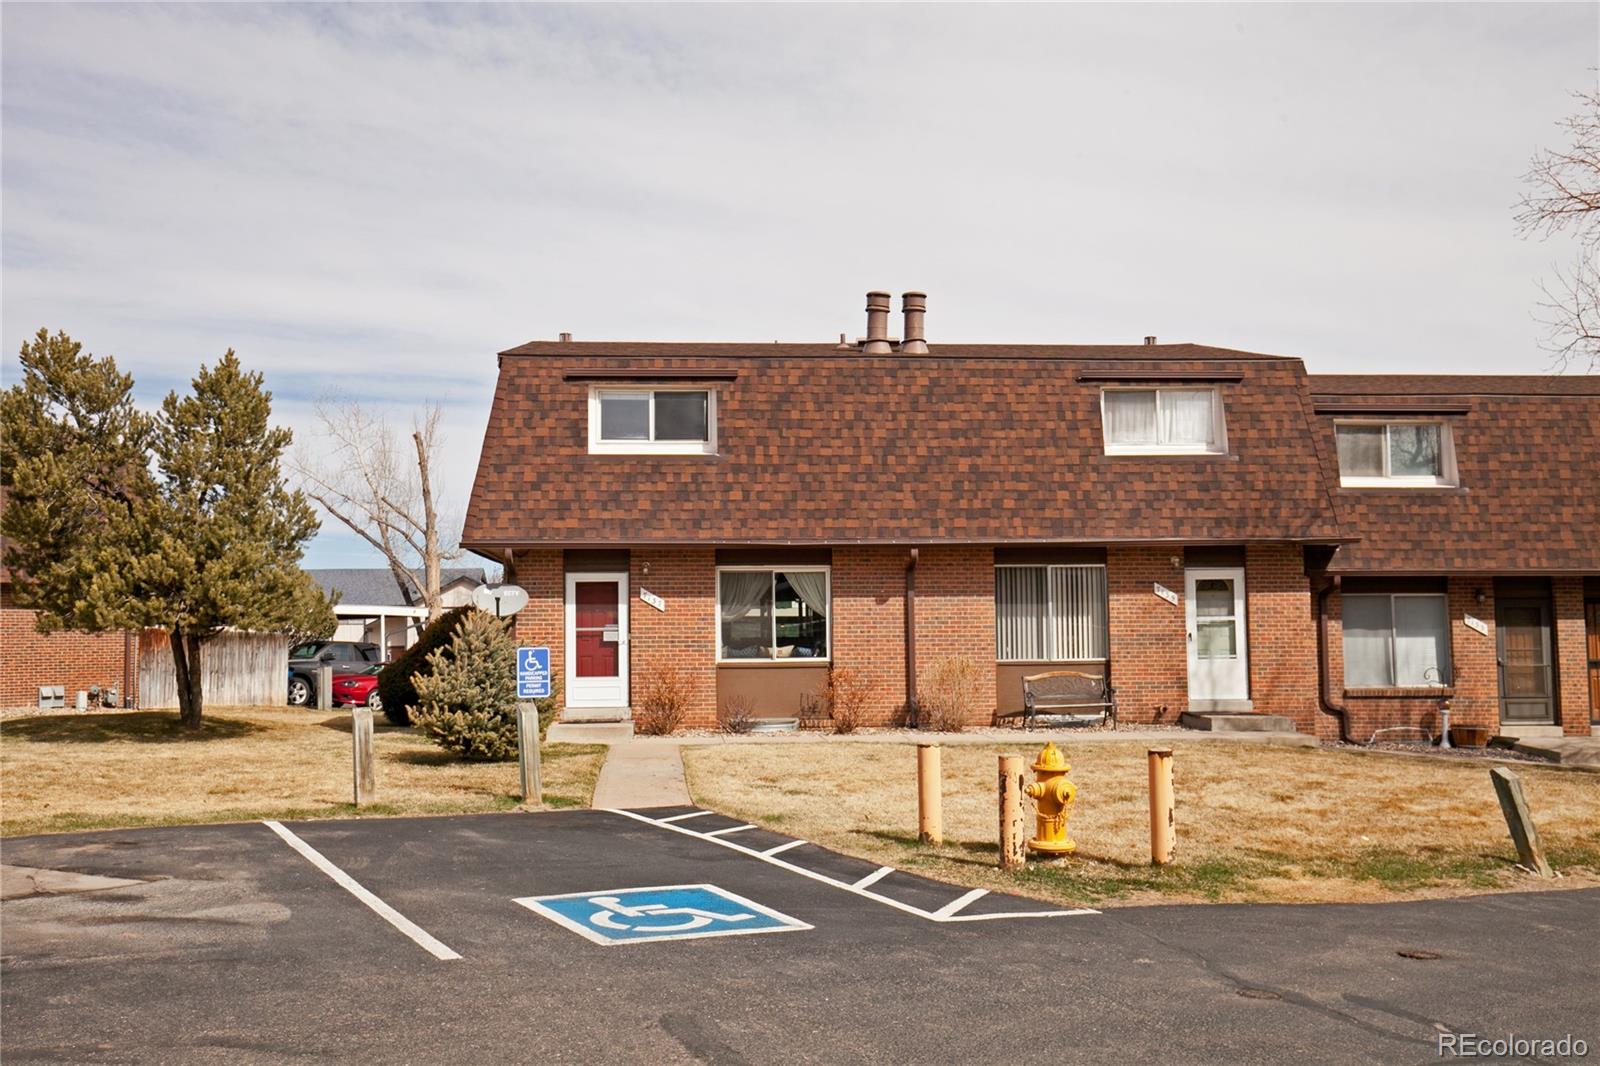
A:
[1511, 735, 1600, 769]
[589, 738, 691, 808]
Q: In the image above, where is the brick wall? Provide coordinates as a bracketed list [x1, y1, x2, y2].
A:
[912, 546, 997, 727]
[831, 547, 909, 726]
[1326, 577, 1499, 742]
[631, 549, 717, 729]
[1, 584, 137, 708]
[506, 549, 564, 700]
[1106, 546, 1188, 725]
[1244, 544, 1320, 736]
[1554, 577, 1590, 736]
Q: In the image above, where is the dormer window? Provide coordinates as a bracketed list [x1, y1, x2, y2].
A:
[1101, 388, 1227, 455]
[589, 388, 716, 455]
[1335, 421, 1456, 487]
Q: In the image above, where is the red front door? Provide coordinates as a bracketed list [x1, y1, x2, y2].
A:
[574, 581, 620, 679]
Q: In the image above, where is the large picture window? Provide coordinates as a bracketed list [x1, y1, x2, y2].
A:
[589, 388, 716, 455]
[996, 565, 1108, 661]
[1343, 593, 1452, 688]
[717, 568, 829, 661]
[1101, 388, 1226, 455]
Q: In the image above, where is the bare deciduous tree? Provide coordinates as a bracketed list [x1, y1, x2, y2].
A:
[295, 401, 459, 619]
[1516, 87, 1600, 372]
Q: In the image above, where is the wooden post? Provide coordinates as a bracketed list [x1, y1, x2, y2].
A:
[351, 707, 375, 806]
[1148, 748, 1174, 866]
[517, 704, 542, 806]
[1490, 767, 1552, 878]
[998, 754, 1027, 870]
[317, 663, 333, 711]
[916, 743, 942, 846]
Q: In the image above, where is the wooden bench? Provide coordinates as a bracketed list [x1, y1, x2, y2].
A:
[999, 670, 1117, 730]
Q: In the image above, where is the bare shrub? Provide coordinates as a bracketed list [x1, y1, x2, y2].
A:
[825, 666, 873, 735]
[635, 664, 692, 736]
[719, 695, 756, 735]
[917, 657, 983, 732]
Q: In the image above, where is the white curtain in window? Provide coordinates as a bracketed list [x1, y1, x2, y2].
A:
[1103, 391, 1157, 445]
[1343, 595, 1393, 688]
[783, 570, 829, 618]
[719, 571, 771, 622]
[996, 568, 1048, 660]
[1393, 596, 1450, 686]
[1160, 390, 1215, 446]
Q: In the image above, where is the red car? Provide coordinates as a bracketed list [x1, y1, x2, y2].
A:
[331, 665, 383, 711]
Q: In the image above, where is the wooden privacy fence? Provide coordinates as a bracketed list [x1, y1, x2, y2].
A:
[137, 630, 289, 709]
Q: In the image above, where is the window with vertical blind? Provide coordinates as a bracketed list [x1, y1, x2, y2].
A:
[995, 565, 1108, 662]
[1343, 593, 1451, 688]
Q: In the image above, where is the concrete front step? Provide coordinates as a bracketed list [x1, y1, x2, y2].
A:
[1179, 711, 1298, 734]
[559, 706, 631, 724]
[546, 721, 634, 744]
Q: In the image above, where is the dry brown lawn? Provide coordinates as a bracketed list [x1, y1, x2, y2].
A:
[682, 739, 1600, 907]
[1, 706, 607, 837]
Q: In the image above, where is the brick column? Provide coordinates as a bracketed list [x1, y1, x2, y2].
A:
[507, 549, 564, 707]
[630, 549, 717, 729]
[1244, 544, 1318, 735]
[1446, 578, 1499, 731]
[1107, 546, 1187, 725]
[831, 547, 907, 726]
[1553, 577, 1590, 736]
[913, 546, 997, 726]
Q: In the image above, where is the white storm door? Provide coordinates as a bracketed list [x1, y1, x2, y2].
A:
[565, 572, 629, 708]
[1185, 567, 1249, 702]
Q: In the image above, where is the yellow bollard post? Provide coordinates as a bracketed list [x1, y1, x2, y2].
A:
[1148, 748, 1174, 866]
[998, 754, 1027, 870]
[917, 743, 943, 846]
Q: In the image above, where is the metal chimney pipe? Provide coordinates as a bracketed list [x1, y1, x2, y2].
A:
[863, 291, 893, 354]
[1143, 335, 1157, 346]
[901, 292, 928, 354]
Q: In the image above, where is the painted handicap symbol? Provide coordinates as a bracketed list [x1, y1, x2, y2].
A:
[585, 895, 755, 933]
[515, 884, 810, 945]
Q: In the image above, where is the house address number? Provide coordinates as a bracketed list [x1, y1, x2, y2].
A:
[640, 589, 666, 613]
[1153, 583, 1179, 606]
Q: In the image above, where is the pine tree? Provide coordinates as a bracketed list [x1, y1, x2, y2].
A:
[1, 332, 335, 728]
[410, 609, 520, 761]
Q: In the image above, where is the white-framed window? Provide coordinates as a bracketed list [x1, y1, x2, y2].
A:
[1100, 387, 1227, 455]
[995, 564, 1109, 662]
[1343, 593, 1452, 688]
[1334, 421, 1457, 487]
[588, 387, 717, 455]
[716, 567, 830, 662]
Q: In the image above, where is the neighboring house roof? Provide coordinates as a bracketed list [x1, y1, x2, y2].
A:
[307, 567, 487, 609]
[464, 343, 1346, 549]
[1310, 376, 1600, 574]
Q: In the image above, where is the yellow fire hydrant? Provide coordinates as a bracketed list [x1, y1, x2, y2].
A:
[1024, 742, 1078, 855]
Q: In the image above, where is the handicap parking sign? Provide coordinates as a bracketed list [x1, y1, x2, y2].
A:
[514, 884, 811, 946]
[516, 646, 550, 700]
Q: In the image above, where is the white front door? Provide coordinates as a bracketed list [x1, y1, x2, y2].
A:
[565, 572, 629, 708]
[1185, 567, 1249, 705]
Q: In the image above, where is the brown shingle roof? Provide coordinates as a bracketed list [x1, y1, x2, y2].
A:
[1309, 375, 1600, 573]
[464, 344, 1344, 549]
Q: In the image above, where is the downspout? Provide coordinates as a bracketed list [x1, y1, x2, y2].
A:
[1315, 577, 1353, 744]
[905, 548, 918, 728]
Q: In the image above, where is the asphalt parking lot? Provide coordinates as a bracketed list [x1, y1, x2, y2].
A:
[4, 807, 1597, 1064]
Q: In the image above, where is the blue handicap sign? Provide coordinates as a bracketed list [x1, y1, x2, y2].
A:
[514, 884, 811, 945]
[516, 646, 550, 700]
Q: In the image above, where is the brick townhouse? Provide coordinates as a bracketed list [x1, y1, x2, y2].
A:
[462, 292, 1600, 741]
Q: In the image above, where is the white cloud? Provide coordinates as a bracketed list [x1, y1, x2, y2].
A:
[3, 3, 1593, 564]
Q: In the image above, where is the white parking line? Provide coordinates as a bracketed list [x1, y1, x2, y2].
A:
[607, 809, 1098, 924]
[659, 811, 718, 824]
[852, 866, 895, 890]
[703, 824, 756, 837]
[762, 839, 808, 857]
[262, 820, 461, 961]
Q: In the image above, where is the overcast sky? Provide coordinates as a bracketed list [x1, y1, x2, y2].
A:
[3, 3, 1594, 570]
